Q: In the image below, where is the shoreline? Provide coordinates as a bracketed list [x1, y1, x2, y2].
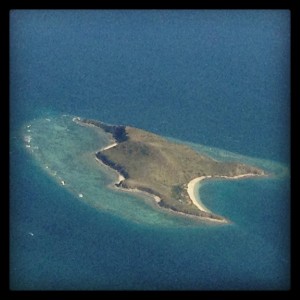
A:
[94, 145, 264, 224]
[74, 116, 265, 224]
[187, 173, 265, 217]
[94, 155, 162, 202]
[94, 153, 229, 224]
[187, 176, 213, 213]
[101, 142, 118, 151]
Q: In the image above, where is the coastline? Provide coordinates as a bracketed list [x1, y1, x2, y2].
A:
[94, 155, 162, 202]
[187, 173, 265, 218]
[74, 116, 265, 224]
[95, 153, 261, 223]
[94, 152, 229, 224]
[102, 143, 118, 151]
[96, 153, 226, 224]
[187, 176, 213, 213]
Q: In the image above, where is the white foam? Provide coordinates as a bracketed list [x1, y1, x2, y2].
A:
[24, 135, 32, 143]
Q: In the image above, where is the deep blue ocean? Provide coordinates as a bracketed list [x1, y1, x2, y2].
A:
[10, 10, 290, 290]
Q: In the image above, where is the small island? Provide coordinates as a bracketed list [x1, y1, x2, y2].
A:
[74, 117, 266, 223]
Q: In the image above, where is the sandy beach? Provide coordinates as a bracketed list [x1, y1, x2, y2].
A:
[187, 176, 212, 213]
[118, 174, 125, 184]
[187, 173, 262, 214]
[101, 142, 118, 151]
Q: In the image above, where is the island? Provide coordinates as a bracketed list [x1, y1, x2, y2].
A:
[74, 117, 266, 223]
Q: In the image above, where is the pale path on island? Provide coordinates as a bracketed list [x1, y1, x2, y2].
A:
[187, 173, 261, 215]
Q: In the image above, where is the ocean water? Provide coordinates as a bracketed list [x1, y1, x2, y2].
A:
[10, 10, 290, 290]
